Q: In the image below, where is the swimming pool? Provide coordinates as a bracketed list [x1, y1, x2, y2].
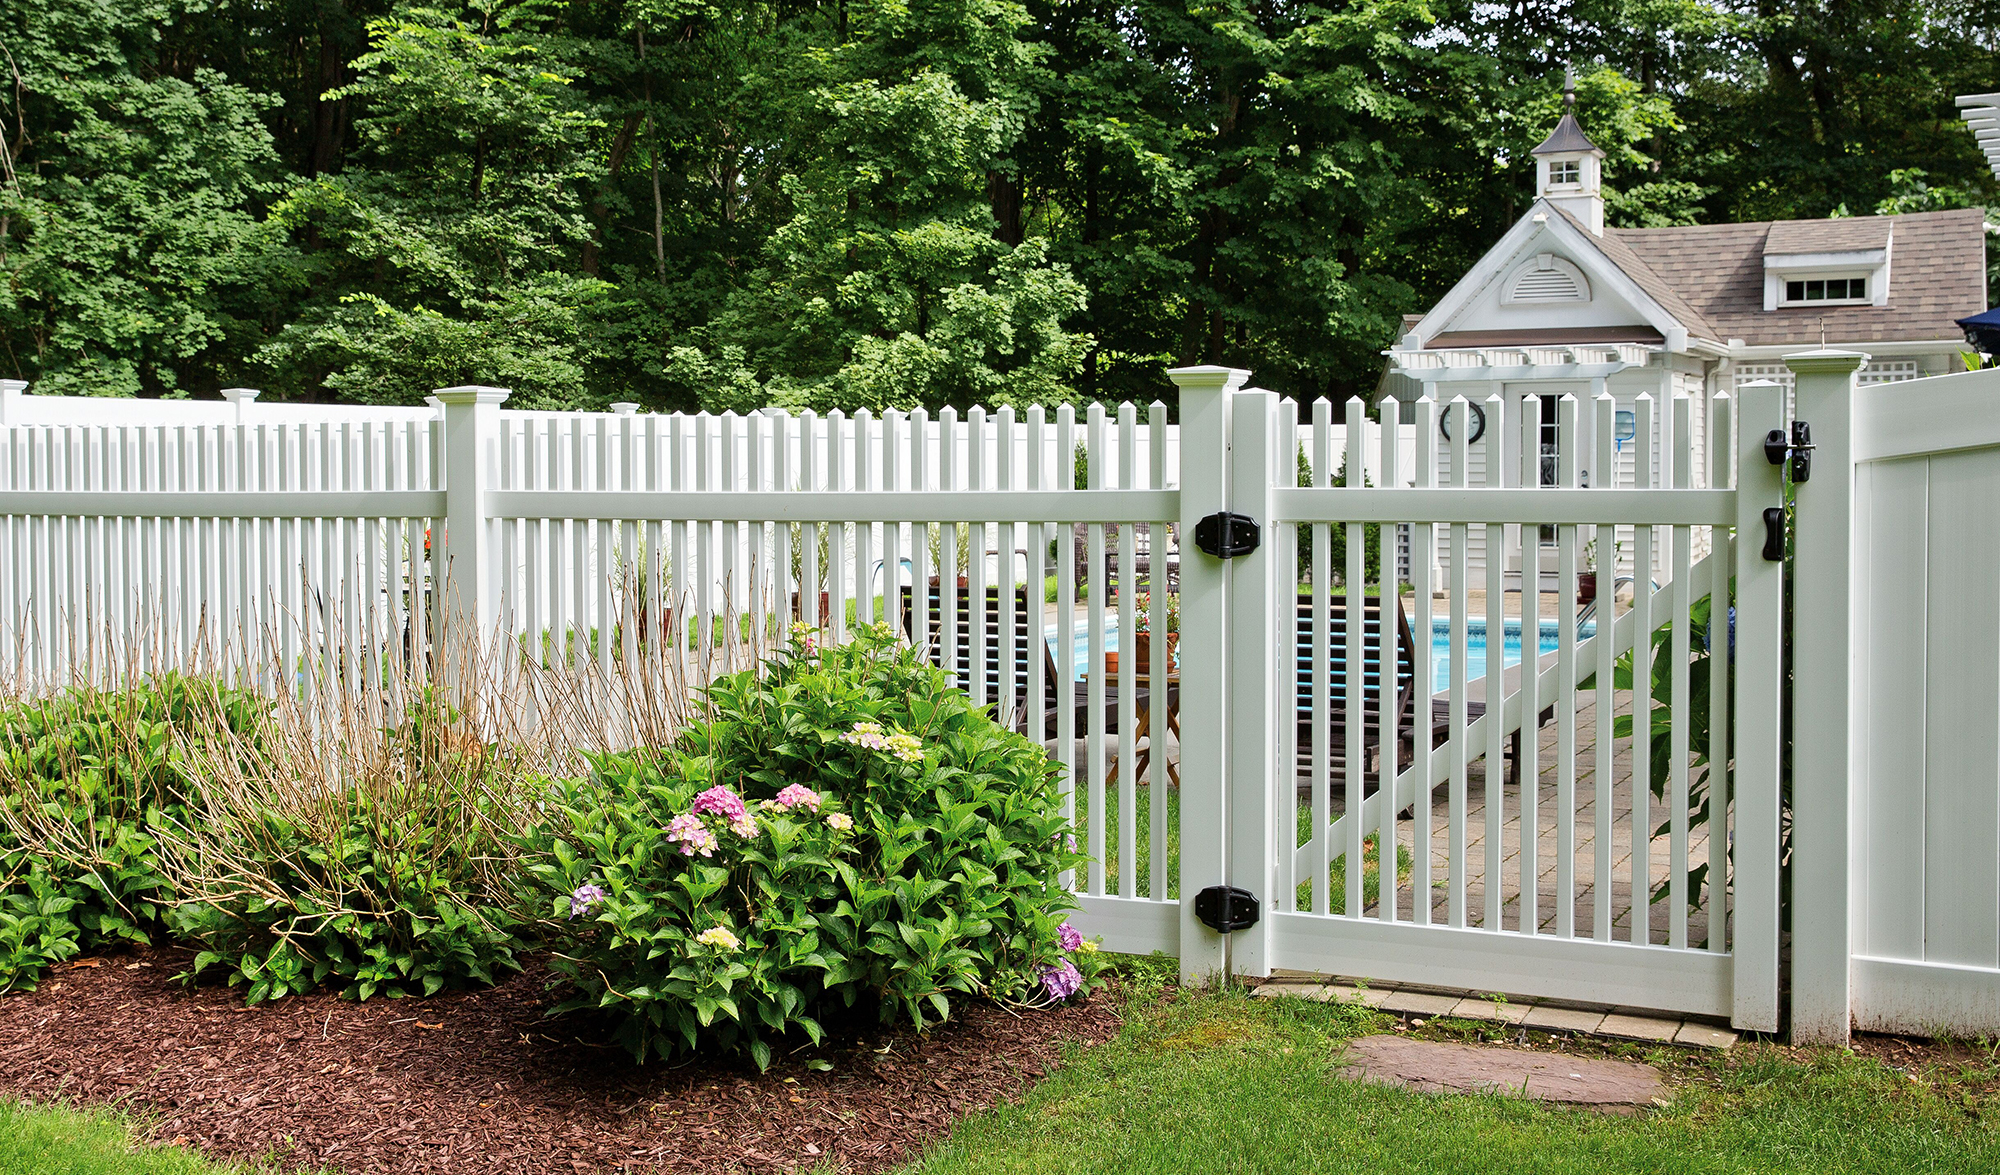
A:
[1046, 616, 1594, 692]
[1428, 616, 1595, 694]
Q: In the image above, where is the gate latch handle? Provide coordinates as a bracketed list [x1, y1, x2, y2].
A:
[1762, 507, 1786, 562]
[1764, 421, 1815, 484]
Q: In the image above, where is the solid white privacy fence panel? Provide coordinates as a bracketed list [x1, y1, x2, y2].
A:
[1791, 356, 2000, 1041]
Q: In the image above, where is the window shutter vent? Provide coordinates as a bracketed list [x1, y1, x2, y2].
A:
[1511, 269, 1583, 302]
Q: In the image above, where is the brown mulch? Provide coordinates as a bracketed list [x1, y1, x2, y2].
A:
[0, 946, 1121, 1174]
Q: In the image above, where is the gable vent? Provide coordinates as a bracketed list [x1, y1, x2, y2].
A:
[1511, 267, 1584, 302]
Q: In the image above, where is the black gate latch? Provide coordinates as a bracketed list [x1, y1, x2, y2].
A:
[1764, 421, 1814, 484]
[1195, 885, 1261, 933]
[1194, 512, 1260, 559]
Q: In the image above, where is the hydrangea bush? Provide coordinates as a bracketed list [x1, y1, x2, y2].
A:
[520, 624, 1100, 1067]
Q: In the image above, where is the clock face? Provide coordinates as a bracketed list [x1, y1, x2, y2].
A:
[1438, 401, 1488, 446]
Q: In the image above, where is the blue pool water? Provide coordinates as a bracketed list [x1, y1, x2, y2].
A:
[1428, 616, 1594, 694]
[1044, 617, 1594, 692]
[1048, 625, 1119, 681]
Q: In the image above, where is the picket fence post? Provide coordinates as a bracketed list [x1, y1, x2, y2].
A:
[0, 379, 24, 426]
[1167, 365, 1248, 984]
[1732, 379, 1787, 1033]
[1225, 386, 1282, 979]
[1786, 349, 1866, 1044]
[436, 385, 510, 695]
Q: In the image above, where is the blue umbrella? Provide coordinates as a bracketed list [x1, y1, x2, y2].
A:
[1958, 306, 2000, 366]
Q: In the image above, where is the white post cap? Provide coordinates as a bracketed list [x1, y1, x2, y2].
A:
[433, 385, 512, 406]
[220, 387, 261, 422]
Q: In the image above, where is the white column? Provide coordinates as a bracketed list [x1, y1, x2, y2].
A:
[0, 379, 25, 426]
[1167, 365, 1247, 984]
[436, 384, 510, 693]
[1786, 348, 1867, 1044]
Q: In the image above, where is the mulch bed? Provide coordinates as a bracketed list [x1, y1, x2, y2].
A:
[0, 946, 1120, 1174]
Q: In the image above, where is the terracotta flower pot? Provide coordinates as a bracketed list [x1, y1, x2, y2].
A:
[1578, 572, 1598, 606]
[1122, 632, 1178, 674]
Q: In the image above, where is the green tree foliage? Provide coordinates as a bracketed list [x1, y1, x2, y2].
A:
[0, 0, 1993, 408]
[0, 3, 299, 397]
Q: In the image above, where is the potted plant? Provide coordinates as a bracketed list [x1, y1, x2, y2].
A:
[1579, 539, 1598, 606]
[1130, 590, 1178, 674]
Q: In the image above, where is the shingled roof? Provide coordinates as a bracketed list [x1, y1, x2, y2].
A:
[1546, 204, 1720, 339]
[1604, 208, 1986, 347]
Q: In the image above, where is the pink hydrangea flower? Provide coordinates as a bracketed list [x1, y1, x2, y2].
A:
[692, 786, 757, 837]
[665, 813, 717, 857]
[1057, 922, 1084, 953]
[774, 784, 822, 811]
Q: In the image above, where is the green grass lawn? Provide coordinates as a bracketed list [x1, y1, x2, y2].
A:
[0, 1101, 286, 1175]
[900, 963, 2000, 1174]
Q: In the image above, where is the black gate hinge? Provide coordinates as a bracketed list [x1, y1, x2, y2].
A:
[1194, 885, 1261, 933]
[1194, 512, 1260, 559]
[1764, 421, 1814, 484]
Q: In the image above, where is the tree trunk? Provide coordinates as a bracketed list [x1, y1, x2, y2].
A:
[581, 112, 642, 277]
[988, 170, 1023, 245]
[309, 17, 349, 177]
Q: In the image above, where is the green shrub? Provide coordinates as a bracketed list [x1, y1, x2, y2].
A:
[521, 624, 1099, 1068]
[165, 689, 527, 1003]
[0, 676, 266, 992]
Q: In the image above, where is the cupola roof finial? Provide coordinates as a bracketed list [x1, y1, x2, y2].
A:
[1532, 66, 1600, 157]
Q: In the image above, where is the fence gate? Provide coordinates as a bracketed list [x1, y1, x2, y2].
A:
[1164, 367, 1787, 1033]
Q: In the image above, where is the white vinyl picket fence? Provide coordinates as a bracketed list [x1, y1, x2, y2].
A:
[4, 356, 1999, 1041]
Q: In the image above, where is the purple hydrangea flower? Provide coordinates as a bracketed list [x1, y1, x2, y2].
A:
[568, 883, 607, 919]
[1040, 958, 1084, 1002]
[1057, 922, 1084, 953]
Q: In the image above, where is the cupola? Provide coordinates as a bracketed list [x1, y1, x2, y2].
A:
[1532, 70, 1605, 236]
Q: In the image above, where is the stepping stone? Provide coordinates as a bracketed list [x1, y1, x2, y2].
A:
[1336, 1036, 1669, 1111]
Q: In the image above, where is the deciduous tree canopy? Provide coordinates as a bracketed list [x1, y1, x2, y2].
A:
[1, 0, 1994, 410]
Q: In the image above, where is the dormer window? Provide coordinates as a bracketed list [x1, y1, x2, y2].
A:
[1763, 217, 1892, 310]
[1548, 160, 1580, 187]
[1783, 277, 1868, 305]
